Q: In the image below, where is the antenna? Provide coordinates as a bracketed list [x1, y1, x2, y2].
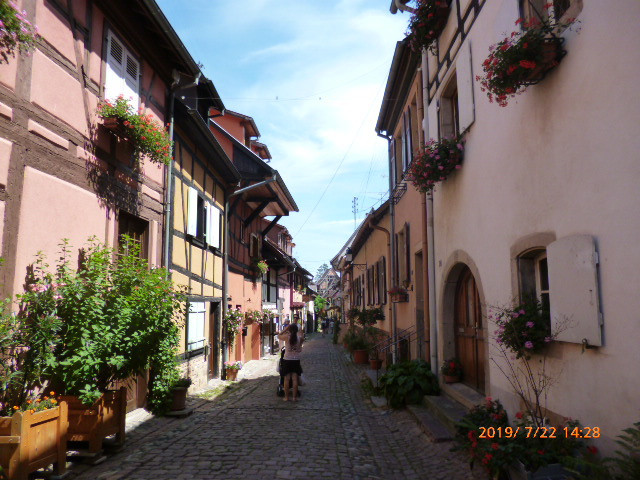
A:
[352, 197, 357, 229]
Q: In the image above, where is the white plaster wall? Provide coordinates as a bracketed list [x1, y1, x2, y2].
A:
[431, 0, 640, 446]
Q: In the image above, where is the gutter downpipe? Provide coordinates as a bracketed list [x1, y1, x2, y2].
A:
[377, 131, 397, 364]
[164, 71, 201, 275]
[420, 49, 438, 375]
[222, 174, 278, 377]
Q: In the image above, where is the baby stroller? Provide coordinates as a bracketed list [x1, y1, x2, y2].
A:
[277, 347, 301, 397]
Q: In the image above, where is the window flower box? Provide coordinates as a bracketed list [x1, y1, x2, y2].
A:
[59, 387, 127, 454]
[0, 403, 68, 480]
[97, 95, 172, 165]
[476, 10, 572, 107]
[406, 138, 464, 193]
[406, 1, 451, 53]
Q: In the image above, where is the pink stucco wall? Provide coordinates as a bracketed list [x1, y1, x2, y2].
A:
[13, 167, 108, 296]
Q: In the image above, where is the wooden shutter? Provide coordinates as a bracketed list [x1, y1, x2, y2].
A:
[123, 50, 140, 106]
[105, 31, 125, 102]
[390, 138, 397, 186]
[427, 99, 439, 141]
[547, 235, 603, 346]
[187, 187, 198, 236]
[405, 223, 411, 284]
[457, 39, 475, 133]
[187, 302, 206, 351]
[382, 256, 387, 304]
[207, 203, 221, 249]
[405, 109, 413, 169]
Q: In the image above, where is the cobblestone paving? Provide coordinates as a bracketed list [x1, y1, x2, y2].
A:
[71, 335, 484, 480]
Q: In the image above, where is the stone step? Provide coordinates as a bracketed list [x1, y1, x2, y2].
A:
[422, 393, 469, 435]
[406, 404, 454, 443]
[364, 367, 386, 388]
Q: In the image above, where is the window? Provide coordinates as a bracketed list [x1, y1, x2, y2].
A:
[249, 233, 262, 260]
[440, 78, 459, 140]
[118, 211, 148, 259]
[378, 256, 387, 305]
[104, 30, 139, 104]
[518, 249, 550, 319]
[520, 0, 581, 25]
[395, 223, 411, 287]
[401, 108, 413, 172]
[187, 186, 221, 249]
[187, 302, 206, 352]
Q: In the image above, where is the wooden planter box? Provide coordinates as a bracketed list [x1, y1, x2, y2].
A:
[0, 403, 68, 480]
[60, 387, 127, 453]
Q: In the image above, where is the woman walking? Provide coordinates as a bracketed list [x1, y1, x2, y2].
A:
[277, 323, 304, 401]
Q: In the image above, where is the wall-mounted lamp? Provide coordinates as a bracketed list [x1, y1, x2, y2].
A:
[345, 247, 367, 270]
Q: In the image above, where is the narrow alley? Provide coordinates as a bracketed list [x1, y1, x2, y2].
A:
[71, 336, 478, 480]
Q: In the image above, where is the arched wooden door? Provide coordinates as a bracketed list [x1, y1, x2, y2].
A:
[454, 267, 485, 393]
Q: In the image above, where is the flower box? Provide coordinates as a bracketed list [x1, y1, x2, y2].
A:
[390, 292, 409, 303]
[407, 1, 451, 52]
[0, 403, 68, 480]
[60, 387, 127, 453]
[521, 37, 565, 85]
[352, 349, 369, 364]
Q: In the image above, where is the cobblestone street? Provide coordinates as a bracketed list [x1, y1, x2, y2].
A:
[72, 335, 480, 480]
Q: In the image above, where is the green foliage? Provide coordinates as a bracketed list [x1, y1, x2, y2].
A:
[378, 359, 439, 408]
[224, 309, 244, 343]
[332, 320, 341, 344]
[607, 421, 640, 480]
[97, 95, 172, 165]
[406, 138, 464, 193]
[17, 237, 186, 416]
[0, 1, 38, 64]
[492, 296, 552, 359]
[313, 295, 328, 313]
[441, 357, 463, 377]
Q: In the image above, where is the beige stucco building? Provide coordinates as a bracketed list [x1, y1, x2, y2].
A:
[359, 0, 640, 452]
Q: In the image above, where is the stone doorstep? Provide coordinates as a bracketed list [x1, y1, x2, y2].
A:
[422, 393, 470, 435]
[441, 382, 486, 411]
[405, 404, 454, 443]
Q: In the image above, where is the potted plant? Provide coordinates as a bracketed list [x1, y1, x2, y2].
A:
[406, 0, 451, 53]
[441, 357, 462, 383]
[350, 334, 370, 364]
[0, 395, 68, 480]
[0, 1, 38, 64]
[387, 286, 409, 303]
[224, 361, 242, 381]
[243, 309, 263, 326]
[225, 309, 244, 345]
[346, 307, 361, 323]
[378, 359, 440, 408]
[406, 137, 464, 193]
[369, 348, 383, 370]
[169, 377, 192, 412]
[96, 95, 172, 164]
[254, 259, 268, 276]
[476, 9, 575, 107]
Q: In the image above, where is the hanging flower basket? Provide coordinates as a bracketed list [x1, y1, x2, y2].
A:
[406, 138, 464, 193]
[476, 11, 572, 107]
[388, 287, 409, 303]
[406, 0, 451, 53]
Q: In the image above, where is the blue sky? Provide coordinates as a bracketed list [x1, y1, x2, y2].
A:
[156, 0, 409, 277]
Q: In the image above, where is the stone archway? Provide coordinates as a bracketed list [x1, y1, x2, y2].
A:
[440, 253, 488, 394]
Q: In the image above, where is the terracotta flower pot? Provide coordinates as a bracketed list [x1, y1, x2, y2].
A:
[369, 358, 383, 370]
[226, 369, 238, 381]
[352, 349, 369, 364]
[443, 374, 460, 384]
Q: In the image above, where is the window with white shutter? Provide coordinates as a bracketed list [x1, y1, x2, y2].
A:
[104, 31, 140, 105]
[206, 203, 221, 249]
[187, 186, 198, 237]
[187, 302, 207, 351]
[547, 235, 603, 347]
[456, 40, 475, 133]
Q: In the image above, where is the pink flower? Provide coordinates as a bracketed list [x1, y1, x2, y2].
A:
[526, 321, 535, 328]
[525, 341, 534, 349]
[544, 336, 552, 343]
